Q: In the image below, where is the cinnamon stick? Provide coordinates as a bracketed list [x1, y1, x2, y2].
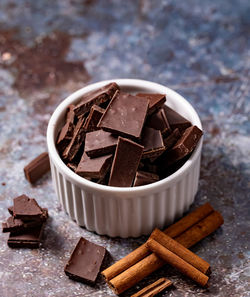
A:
[107, 210, 223, 294]
[146, 239, 209, 287]
[102, 202, 214, 281]
[131, 277, 172, 297]
[164, 202, 214, 238]
[175, 211, 224, 248]
[150, 228, 210, 274]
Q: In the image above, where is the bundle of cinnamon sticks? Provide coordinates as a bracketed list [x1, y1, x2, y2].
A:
[102, 202, 224, 294]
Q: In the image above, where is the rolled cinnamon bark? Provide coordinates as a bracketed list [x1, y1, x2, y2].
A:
[131, 277, 172, 297]
[150, 228, 210, 274]
[107, 210, 223, 294]
[102, 202, 214, 281]
[146, 239, 209, 287]
[164, 202, 214, 238]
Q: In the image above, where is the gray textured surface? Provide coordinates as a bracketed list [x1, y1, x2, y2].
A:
[0, 1, 249, 296]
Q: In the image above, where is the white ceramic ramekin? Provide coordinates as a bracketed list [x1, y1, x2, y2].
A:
[47, 79, 203, 238]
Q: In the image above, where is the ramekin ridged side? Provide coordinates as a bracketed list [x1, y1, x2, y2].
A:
[49, 154, 201, 238]
[47, 79, 203, 238]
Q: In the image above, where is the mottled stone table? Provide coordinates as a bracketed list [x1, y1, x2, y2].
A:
[0, 1, 249, 296]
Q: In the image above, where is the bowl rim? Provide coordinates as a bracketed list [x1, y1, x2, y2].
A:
[47, 78, 203, 195]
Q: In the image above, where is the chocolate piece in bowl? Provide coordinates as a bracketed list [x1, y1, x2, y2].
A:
[163, 128, 181, 149]
[13, 195, 43, 221]
[24, 152, 50, 184]
[98, 92, 149, 139]
[146, 108, 171, 137]
[133, 171, 159, 187]
[159, 125, 203, 167]
[136, 93, 166, 115]
[64, 237, 106, 284]
[85, 130, 118, 158]
[83, 105, 105, 132]
[76, 152, 113, 179]
[108, 137, 144, 187]
[141, 127, 165, 159]
[67, 162, 78, 172]
[56, 104, 75, 153]
[73, 82, 119, 117]
[62, 116, 86, 162]
[163, 105, 191, 133]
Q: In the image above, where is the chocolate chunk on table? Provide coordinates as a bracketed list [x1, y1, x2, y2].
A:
[62, 116, 86, 162]
[146, 108, 171, 137]
[76, 152, 113, 179]
[13, 195, 43, 221]
[83, 105, 104, 132]
[64, 237, 106, 284]
[2, 208, 48, 233]
[136, 93, 166, 115]
[133, 170, 159, 187]
[85, 130, 118, 158]
[98, 92, 149, 139]
[141, 127, 165, 159]
[56, 105, 75, 153]
[163, 105, 191, 132]
[73, 82, 119, 117]
[8, 206, 13, 215]
[108, 137, 144, 187]
[24, 152, 50, 184]
[7, 224, 44, 248]
[160, 125, 203, 167]
[3, 216, 41, 233]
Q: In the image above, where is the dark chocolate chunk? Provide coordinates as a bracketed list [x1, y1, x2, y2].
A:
[163, 128, 181, 149]
[141, 127, 165, 159]
[62, 116, 86, 162]
[13, 195, 43, 221]
[141, 160, 159, 174]
[73, 82, 119, 117]
[83, 105, 104, 132]
[98, 92, 149, 139]
[3, 217, 42, 234]
[163, 105, 191, 132]
[24, 152, 50, 184]
[108, 137, 144, 187]
[7, 224, 44, 248]
[159, 125, 203, 167]
[3, 208, 48, 233]
[136, 93, 166, 115]
[8, 206, 13, 215]
[146, 108, 171, 136]
[133, 170, 159, 187]
[64, 237, 106, 284]
[76, 153, 113, 179]
[85, 130, 118, 158]
[56, 105, 75, 152]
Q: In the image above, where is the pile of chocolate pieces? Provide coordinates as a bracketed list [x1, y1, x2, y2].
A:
[57, 82, 203, 187]
[2, 195, 48, 248]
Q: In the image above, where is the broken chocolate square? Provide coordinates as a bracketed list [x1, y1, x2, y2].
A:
[76, 152, 113, 179]
[73, 82, 119, 117]
[136, 93, 166, 115]
[64, 237, 106, 284]
[98, 92, 149, 139]
[108, 137, 144, 187]
[85, 130, 118, 158]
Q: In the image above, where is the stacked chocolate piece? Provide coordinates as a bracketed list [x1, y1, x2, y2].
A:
[57, 82, 203, 187]
[2, 195, 48, 248]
